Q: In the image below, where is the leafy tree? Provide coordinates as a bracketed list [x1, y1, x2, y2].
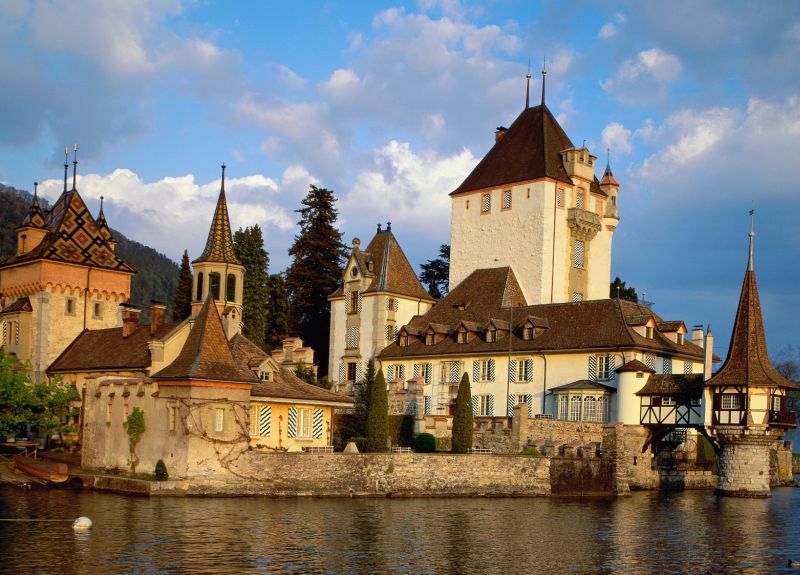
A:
[233, 225, 270, 349]
[0, 352, 33, 438]
[286, 186, 347, 375]
[365, 368, 388, 452]
[28, 375, 79, 435]
[294, 361, 317, 386]
[265, 273, 290, 349]
[172, 250, 193, 321]
[451, 372, 474, 453]
[420, 244, 450, 299]
[610, 276, 638, 302]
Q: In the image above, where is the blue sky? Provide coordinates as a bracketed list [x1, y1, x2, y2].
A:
[1, 0, 799, 362]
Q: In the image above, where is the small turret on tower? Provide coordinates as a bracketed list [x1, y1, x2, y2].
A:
[16, 182, 48, 255]
[600, 154, 620, 221]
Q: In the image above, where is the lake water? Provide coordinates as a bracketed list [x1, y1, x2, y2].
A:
[1, 486, 798, 574]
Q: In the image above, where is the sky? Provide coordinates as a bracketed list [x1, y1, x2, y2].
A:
[1, 0, 799, 363]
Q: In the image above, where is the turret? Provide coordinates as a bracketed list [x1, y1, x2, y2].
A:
[16, 182, 48, 255]
[600, 161, 620, 221]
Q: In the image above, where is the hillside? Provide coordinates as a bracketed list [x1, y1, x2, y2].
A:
[0, 184, 179, 319]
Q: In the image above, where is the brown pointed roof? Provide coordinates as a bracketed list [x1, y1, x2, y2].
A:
[705, 244, 797, 389]
[451, 104, 574, 196]
[193, 179, 241, 265]
[616, 359, 655, 374]
[154, 297, 257, 383]
[600, 163, 619, 187]
[0, 188, 133, 272]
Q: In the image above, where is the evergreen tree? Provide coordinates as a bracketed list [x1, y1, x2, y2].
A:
[356, 359, 377, 437]
[233, 225, 270, 349]
[610, 277, 638, 302]
[265, 273, 290, 349]
[420, 244, 450, 299]
[365, 368, 388, 452]
[172, 250, 193, 321]
[451, 372, 474, 453]
[286, 186, 347, 375]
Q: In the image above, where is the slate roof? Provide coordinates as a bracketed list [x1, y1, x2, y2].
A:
[47, 321, 179, 373]
[636, 374, 705, 397]
[550, 379, 617, 393]
[229, 332, 353, 405]
[153, 297, 257, 384]
[0, 297, 32, 315]
[451, 104, 574, 196]
[193, 173, 241, 265]
[380, 267, 706, 360]
[331, 226, 433, 301]
[0, 188, 134, 273]
[705, 241, 798, 390]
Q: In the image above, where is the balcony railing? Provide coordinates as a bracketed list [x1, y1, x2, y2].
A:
[768, 409, 797, 427]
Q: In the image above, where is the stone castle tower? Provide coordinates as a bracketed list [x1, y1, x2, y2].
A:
[191, 165, 244, 338]
[448, 77, 619, 304]
[0, 155, 134, 381]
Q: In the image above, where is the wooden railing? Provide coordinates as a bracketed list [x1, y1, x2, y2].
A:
[768, 410, 797, 427]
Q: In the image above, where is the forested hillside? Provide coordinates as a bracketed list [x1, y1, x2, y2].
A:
[0, 184, 179, 319]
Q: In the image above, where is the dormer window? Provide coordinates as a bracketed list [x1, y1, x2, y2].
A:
[486, 329, 496, 343]
[425, 333, 435, 345]
[259, 370, 272, 382]
[400, 334, 409, 347]
[458, 331, 467, 344]
[350, 267, 358, 278]
[523, 326, 534, 340]
[677, 333, 684, 345]
[646, 326, 654, 339]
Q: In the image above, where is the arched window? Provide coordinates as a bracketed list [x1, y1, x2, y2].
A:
[226, 274, 236, 303]
[570, 396, 582, 421]
[196, 272, 204, 301]
[209, 272, 221, 300]
[583, 396, 597, 422]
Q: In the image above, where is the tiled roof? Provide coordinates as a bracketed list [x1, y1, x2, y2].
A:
[550, 379, 616, 393]
[380, 267, 705, 360]
[636, 374, 704, 396]
[1, 188, 134, 273]
[193, 176, 241, 265]
[451, 104, 574, 196]
[616, 359, 655, 374]
[47, 321, 179, 373]
[0, 297, 32, 314]
[656, 321, 685, 332]
[20, 190, 46, 229]
[153, 297, 257, 383]
[705, 250, 797, 389]
[599, 163, 619, 187]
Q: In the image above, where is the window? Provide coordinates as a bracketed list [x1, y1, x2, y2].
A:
[663, 357, 673, 374]
[350, 267, 358, 278]
[572, 240, 585, 268]
[523, 326, 534, 340]
[677, 333, 684, 345]
[571, 292, 583, 302]
[92, 301, 102, 319]
[559, 396, 568, 419]
[518, 359, 532, 382]
[502, 190, 512, 210]
[481, 192, 491, 213]
[347, 362, 357, 382]
[569, 396, 582, 420]
[400, 334, 409, 347]
[486, 329, 496, 343]
[480, 360, 491, 382]
[420, 363, 432, 384]
[168, 406, 177, 432]
[385, 324, 396, 340]
[226, 274, 236, 303]
[196, 272, 204, 300]
[772, 396, 782, 411]
[209, 272, 221, 300]
[258, 370, 272, 382]
[386, 297, 397, 311]
[425, 332, 435, 345]
[597, 355, 609, 380]
[349, 291, 360, 314]
[691, 397, 701, 407]
[662, 397, 676, 406]
[214, 408, 224, 433]
[721, 394, 741, 410]
[576, 191, 584, 209]
[346, 326, 359, 348]
[583, 396, 597, 421]
[20, 235, 26, 253]
[298, 408, 313, 438]
[65, 298, 76, 316]
[646, 326, 654, 339]
[457, 330, 467, 344]
[479, 395, 492, 416]
[684, 361, 693, 375]
[556, 188, 565, 207]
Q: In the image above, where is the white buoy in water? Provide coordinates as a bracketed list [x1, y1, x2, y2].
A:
[72, 517, 92, 530]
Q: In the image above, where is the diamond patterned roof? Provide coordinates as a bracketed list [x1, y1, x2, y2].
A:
[193, 179, 241, 265]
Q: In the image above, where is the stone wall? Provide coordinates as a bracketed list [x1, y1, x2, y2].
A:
[619, 425, 659, 490]
[659, 469, 716, 490]
[148, 452, 551, 497]
[770, 440, 794, 486]
[715, 429, 774, 497]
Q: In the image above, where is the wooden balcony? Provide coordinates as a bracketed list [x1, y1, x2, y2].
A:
[768, 409, 797, 428]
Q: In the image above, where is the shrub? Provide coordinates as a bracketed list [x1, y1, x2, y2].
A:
[414, 433, 436, 453]
[154, 459, 169, 481]
[521, 447, 541, 457]
[365, 369, 389, 452]
[451, 372, 473, 453]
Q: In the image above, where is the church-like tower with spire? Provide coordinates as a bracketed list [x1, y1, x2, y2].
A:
[0, 146, 134, 381]
[191, 165, 244, 338]
[448, 67, 619, 304]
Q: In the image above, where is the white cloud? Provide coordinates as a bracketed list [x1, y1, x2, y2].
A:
[602, 48, 682, 103]
[601, 122, 633, 155]
[276, 65, 306, 90]
[320, 68, 361, 97]
[597, 23, 617, 40]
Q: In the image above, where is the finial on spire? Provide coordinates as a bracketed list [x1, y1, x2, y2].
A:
[377, 223, 382, 232]
[748, 207, 755, 272]
[606, 148, 611, 170]
[541, 57, 547, 106]
[525, 59, 531, 110]
[71, 143, 78, 191]
[33, 181, 38, 198]
[386, 221, 392, 231]
[63, 146, 69, 193]
[221, 163, 226, 193]
[100, 195, 104, 213]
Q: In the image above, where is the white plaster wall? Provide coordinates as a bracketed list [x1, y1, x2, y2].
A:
[327, 297, 345, 380]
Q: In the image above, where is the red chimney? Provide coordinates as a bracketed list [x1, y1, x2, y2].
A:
[150, 301, 166, 335]
[120, 304, 141, 338]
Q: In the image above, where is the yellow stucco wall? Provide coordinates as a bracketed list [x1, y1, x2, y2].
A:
[248, 401, 334, 451]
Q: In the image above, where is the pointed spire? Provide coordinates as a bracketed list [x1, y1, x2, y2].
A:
[525, 59, 531, 110]
[541, 57, 547, 106]
[748, 207, 755, 272]
[63, 146, 69, 193]
[600, 148, 619, 187]
[22, 181, 46, 228]
[192, 163, 241, 265]
[705, 215, 798, 390]
[71, 143, 78, 191]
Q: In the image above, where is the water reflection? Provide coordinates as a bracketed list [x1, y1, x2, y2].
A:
[0, 487, 797, 574]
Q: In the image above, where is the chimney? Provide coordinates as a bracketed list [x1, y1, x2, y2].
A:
[703, 327, 714, 381]
[120, 304, 141, 338]
[150, 300, 166, 335]
[494, 126, 508, 143]
[692, 324, 704, 348]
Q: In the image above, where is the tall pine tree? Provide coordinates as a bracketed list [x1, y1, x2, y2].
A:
[365, 368, 388, 452]
[265, 272, 290, 349]
[172, 250, 193, 321]
[286, 186, 347, 375]
[233, 225, 270, 349]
